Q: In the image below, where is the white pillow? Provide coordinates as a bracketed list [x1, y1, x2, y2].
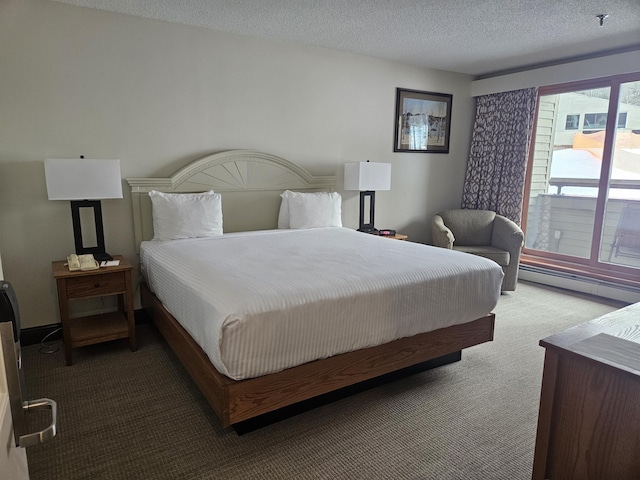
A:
[277, 190, 293, 229]
[287, 191, 342, 229]
[149, 190, 223, 240]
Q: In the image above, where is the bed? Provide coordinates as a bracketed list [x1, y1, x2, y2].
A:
[127, 150, 502, 428]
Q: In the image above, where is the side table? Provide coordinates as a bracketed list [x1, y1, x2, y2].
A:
[381, 233, 408, 241]
[52, 255, 136, 365]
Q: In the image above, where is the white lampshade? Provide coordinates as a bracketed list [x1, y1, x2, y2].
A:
[344, 162, 391, 191]
[45, 159, 123, 200]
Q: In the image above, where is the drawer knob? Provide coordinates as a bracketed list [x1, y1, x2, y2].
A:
[94, 283, 100, 288]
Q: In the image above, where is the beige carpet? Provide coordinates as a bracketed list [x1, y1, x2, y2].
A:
[23, 281, 625, 480]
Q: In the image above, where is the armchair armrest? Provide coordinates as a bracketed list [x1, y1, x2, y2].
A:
[432, 215, 455, 248]
[491, 215, 524, 256]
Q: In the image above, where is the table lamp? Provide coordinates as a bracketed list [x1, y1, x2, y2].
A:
[344, 161, 391, 233]
[44, 158, 122, 262]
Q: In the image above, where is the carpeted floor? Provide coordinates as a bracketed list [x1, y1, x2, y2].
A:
[23, 281, 625, 479]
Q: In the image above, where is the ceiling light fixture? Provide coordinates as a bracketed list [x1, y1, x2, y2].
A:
[596, 14, 609, 27]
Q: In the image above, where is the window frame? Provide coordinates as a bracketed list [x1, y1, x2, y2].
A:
[520, 71, 640, 287]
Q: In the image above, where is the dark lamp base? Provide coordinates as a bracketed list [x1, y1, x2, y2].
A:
[93, 252, 113, 262]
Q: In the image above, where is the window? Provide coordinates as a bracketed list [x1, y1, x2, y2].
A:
[583, 112, 628, 130]
[618, 112, 628, 128]
[565, 114, 579, 130]
[522, 73, 640, 283]
[583, 112, 608, 130]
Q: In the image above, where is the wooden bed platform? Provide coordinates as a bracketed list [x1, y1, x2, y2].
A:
[142, 282, 495, 428]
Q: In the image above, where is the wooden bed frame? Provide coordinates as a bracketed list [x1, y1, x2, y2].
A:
[127, 150, 496, 428]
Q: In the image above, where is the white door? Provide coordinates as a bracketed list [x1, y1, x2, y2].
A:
[0, 336, 30, 480]
[0, 253, 29, 479]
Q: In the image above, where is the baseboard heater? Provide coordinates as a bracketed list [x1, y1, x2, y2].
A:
[519, 265, 640, 304]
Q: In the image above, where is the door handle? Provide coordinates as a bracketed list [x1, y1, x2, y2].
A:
[18, 398, 57, 448]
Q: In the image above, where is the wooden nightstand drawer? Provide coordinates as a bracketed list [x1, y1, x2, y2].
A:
[65, 271, 126, 299]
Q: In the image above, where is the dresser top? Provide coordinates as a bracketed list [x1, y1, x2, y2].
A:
[540, 302, 640, 376]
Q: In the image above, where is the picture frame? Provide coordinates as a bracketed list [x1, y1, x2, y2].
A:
[394, 88, 452, 153]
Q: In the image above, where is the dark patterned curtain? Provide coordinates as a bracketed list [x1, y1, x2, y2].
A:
[461, 87, 538, 225]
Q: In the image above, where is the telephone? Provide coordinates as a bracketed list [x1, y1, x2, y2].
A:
[66, 254, 99, 272]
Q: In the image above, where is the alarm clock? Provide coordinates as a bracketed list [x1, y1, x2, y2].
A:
[378, 229, 396, 236]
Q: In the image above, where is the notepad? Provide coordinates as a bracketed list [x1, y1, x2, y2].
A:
[100, 260, 120, 267]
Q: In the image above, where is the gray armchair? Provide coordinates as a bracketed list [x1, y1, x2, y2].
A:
[432, 209, 524, 291]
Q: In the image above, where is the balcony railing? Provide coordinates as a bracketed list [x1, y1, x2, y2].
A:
[550, 178, 640, 195]
[526, 184, 640, 270]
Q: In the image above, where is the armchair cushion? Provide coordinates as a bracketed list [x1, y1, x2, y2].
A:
[453, 246, 510, 267]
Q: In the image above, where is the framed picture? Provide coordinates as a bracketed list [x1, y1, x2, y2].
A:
[394, 88, 452, 153]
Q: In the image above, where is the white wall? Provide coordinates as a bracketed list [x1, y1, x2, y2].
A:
[0, 0, 475, 328]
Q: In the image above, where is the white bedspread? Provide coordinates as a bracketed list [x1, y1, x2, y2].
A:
[141, 227, 503, 380]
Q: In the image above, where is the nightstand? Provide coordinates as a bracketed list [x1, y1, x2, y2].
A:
[52, 255, 136, 365]
[362, 231, 408, 241]
[382, 233, 408, 241]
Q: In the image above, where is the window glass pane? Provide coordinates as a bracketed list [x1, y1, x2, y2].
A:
[600, 80, 640, 269]
[525, 87, 611, 258]
[565, 114, 579, 130]
[618, 112, 628, 128]
[584, 112, 608, 130]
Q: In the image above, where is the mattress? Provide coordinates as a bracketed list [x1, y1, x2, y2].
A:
[141, 227, 503, 380]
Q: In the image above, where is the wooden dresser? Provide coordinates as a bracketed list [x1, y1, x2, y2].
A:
[532, 302, 640, 480]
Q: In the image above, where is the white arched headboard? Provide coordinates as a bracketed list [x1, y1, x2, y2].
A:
[126, 150, 337, 250]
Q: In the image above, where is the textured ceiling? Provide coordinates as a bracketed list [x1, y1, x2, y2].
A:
[52, 0, 640, 77]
